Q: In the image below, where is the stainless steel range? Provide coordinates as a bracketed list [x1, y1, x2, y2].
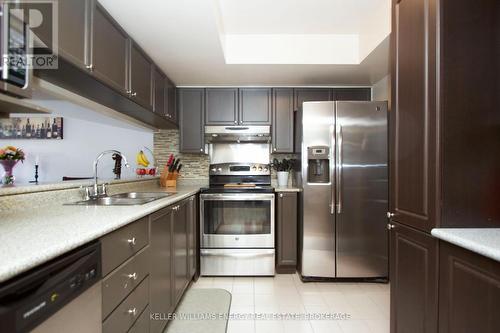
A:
[200, 162, 275, 276]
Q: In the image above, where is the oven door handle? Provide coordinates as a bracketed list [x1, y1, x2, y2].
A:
[200, 250, 274, 258]
[200, 193, 275, 201]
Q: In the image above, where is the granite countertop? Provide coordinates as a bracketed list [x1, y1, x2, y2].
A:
[431, 228, 500, 263]
[0, 184, 201, 283]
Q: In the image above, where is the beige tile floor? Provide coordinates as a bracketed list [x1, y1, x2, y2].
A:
[192, 273, 390, 333]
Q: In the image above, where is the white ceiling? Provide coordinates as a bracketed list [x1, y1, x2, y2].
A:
[98, 0, 391, 86]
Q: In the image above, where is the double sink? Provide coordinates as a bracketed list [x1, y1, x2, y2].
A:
[67, 192, 175, 206]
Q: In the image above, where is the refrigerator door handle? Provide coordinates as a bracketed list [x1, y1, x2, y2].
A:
[336, 123, 343, 214]
[330, 125, 335, 214]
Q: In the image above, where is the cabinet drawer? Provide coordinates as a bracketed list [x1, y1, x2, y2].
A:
[101, 217, 149, 276]
[102, 246, 150, 319]
[128, 305, 150, 333]
[102, 277, 149, 333]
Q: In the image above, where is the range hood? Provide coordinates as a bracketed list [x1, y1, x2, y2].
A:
[205, 126, 271, 143]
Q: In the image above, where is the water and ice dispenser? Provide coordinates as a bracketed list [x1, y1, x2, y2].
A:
[307, 146, 330, 183]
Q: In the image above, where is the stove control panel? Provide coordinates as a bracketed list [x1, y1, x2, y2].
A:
[209, 163, 270, 176]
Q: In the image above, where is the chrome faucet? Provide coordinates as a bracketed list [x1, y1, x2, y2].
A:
[92, 150, 130, 198]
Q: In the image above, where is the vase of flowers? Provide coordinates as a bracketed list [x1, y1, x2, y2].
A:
[271, 158, 295, 187]
[0, 146, 25, 185]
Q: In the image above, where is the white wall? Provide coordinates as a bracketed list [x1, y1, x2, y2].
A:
[372, 75, 391, 102]
[0, 116, 153, 184]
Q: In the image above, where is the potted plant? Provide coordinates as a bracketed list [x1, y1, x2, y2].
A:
[272, 158, 295, 187]
[0, 146, 25, 185]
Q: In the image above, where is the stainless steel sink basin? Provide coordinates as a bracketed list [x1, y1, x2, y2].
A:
[110, 192, 174, 200]
[66, 192, 175, 206]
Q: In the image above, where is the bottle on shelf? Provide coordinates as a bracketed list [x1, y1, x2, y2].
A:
[51, 118, 58, 139]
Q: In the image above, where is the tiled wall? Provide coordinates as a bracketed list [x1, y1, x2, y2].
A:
[153, 129, 300, 180]
[153, 129, 209, 179]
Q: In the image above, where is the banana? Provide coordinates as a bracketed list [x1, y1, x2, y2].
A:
[136, 151, 150, 167]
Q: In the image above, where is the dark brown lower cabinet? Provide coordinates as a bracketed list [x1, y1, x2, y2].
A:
[390, 222, 438, 333]
[173, 200, 189, 305]
[276, 192, 298, 273]
[438, 242, 500, 333]
[149, 206, 174, 333]
[186, 196, 197, 280]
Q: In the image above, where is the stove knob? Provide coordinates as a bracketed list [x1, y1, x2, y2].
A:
[211, 168, 217, 172]
[252, 166, 257, 171]
[217, 168, 222, 172]
[264, 167, 268, 171]
[258, 167, 263, 171]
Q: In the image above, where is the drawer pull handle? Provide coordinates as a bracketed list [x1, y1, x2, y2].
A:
[128, 308, 137, 316]
[127, 272, 137, 280]
[127, 237, 137, 245]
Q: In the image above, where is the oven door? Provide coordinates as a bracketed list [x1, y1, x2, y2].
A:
[200, 193, 275, 248]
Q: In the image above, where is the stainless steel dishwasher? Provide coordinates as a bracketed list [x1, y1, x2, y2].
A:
[0, 242, 102, 333]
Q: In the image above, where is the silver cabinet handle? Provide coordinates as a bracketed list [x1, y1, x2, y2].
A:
[336, 124, 343, 214]
[127, 272, 137, 280]
[387, 212, 395, 218]
[234, 120, 237, 124]
[127, 237, 136, 245]
[273, 147, 277, 152]
[279, 193, 283, 198]
[127, 308, 137, 316]
[130, 92, 137, 97]
[387, 223, 395, 230]
[200, 148, 204, 152]
[85, 64, 94, 71]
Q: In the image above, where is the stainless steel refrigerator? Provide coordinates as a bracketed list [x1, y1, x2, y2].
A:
[300, 101, 388, 279]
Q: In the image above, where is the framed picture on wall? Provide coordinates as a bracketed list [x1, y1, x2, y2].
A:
[0, 117, 63, 140]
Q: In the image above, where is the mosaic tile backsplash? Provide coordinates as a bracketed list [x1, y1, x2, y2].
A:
[153, 129, 300, 180]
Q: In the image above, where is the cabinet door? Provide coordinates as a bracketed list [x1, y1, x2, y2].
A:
[205, 88, 238, 125]
[239, 88, 272, 125]
[186, 196, 197, 280]
[276, 192, 297, 273]
[91, 3, 128, 94]
[293, 88, 333, 153]
[179, 89, 205, 153]
[58, 0, 91, 69]
[173, 201, 188, 305]
[333, 88, 371, 101]
[390, 0, 439, 232]
[153, 67, 165, 115]
[390, 222, 438, 333]
[150, 208, 173, 333]
[272, 88, 294, 153]
[439, 242, 500, 333]
[130, 43, 153, 110]
[165, 78, 177, 123]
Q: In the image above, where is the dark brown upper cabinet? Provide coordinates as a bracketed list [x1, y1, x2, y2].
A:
[390, 0, 439, 232]
[272, 88, 294, 153]
[390, 221, 438, 333]
[179, 88, 205, 153]
[129, 43, 153, 110]
[276, 192, 298, 273]
[238, 88, 272, 125]
[57, 0, 91, 70]
[165, 78, 177, 123]
[205, 88, 239, 125]
[438, 242, 500, 333]
[90, 2, 129, 94]
[293, 88, 333, 111]
[333, 88, 371, 101]
[153, 67, 165, 115]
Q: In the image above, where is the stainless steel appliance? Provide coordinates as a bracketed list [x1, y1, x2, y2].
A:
[0, 2, 31, 98]
[200, 162, 275, 276]
[205, 125, 271, 143]
[301, 101, 388, 280]
[0, 242, 102, 333]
